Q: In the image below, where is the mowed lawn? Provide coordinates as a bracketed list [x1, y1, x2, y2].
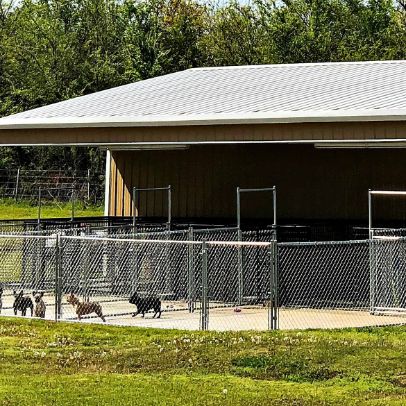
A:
[0, 318, 405, 405]
[0, 199, 103, 220]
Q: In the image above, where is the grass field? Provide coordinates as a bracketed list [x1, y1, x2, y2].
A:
[0, 318, 405, 405]
[0, 199, 103, 220]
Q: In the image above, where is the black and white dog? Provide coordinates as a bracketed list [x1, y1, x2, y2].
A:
[13, 290, 33, 317]
[129, 292, 161, 318]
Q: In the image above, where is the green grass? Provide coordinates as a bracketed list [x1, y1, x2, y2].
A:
[0, 198, 103, 220]
[0, 319, 405, 405]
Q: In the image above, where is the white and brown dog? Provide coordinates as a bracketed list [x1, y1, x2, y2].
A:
[33, 291, 46, 318]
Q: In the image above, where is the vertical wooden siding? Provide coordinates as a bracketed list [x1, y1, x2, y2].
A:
[109, 145, 406, 221]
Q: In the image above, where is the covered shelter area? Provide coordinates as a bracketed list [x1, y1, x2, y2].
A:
[1, 60, 406, 240]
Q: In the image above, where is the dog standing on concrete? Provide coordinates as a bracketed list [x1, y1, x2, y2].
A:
[66, 293, 106, 322]
[129, 292, 161, 318]
[13, 290, 33, 317]
[33, 291, 46, 318]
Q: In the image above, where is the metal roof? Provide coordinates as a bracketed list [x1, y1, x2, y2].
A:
[1, 60, 406, 129]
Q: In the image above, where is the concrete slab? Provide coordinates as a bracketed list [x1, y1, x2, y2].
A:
[1, 291, 404, 331]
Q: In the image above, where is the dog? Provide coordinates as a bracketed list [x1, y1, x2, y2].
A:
[33, 291, 46, 318]
[129, 292, 161, 318]
[13, 290, 33, 317]
[0, 284, 3, 315]
[66, 293, 106, 322]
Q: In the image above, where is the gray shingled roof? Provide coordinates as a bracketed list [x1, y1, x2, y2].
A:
[1, 60, 406, 129]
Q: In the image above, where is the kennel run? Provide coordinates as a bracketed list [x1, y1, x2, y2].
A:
[0, 227, 405, 331]
[0, 188, 405, 331]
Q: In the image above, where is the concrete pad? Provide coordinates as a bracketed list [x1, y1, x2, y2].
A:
[1, 290, 405, 331]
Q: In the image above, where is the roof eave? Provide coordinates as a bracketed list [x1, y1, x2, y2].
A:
[0, 110, 406, 129]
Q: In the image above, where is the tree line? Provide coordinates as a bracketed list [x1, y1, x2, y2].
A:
[0, 0, 405, 180]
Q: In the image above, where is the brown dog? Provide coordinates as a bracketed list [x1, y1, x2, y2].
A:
[33, 291, 46, 318]
[66, 293, 106, 322]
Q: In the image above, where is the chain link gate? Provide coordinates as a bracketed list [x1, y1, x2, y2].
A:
[370, 236, 406, 316]
[0, 235, 56, 319]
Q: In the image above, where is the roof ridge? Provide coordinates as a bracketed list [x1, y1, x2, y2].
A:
[189, 60, 406, 71]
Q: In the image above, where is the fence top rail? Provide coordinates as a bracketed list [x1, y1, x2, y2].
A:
[238, 187, 276, 193]
[278, 238, 370, 247]
[369, 190, 406, 196]
[372, 235, 404, 241]
[60, 235, 202, 245]
[206, 240, 272, 247]
[0, 233, 55, 240]
[59, 234, 273, 247]
[193, 226, 239, 233]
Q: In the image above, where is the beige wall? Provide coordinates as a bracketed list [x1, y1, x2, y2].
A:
[109, 144, 406, 222]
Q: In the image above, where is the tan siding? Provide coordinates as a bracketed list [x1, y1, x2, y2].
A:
[115, 153, 125, 216]
[111, 144, 406, 221]
[109, 153, 117, 216]
[122, 157, 132, 216]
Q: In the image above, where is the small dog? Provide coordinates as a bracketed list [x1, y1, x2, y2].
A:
[33, 291, 46, 318]
[0, 284, 3, 315]
[13, 290, 33, 317]
[66, 293, 106, 322]
[129, 292, 161, 318]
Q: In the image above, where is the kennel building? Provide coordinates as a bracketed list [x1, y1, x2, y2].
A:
[1, 60, 406, 330]
[1, 61, 406, 236]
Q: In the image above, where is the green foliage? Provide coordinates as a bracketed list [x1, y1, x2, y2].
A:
[0, 0, 405, 179]
[0, 318, 405, 404]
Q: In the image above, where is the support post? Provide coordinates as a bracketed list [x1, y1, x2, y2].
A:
[368, 189, 372, 239]
[37, 187, 42, 231]
[237, 228, 243, 305]
[164, 231, 172, 295]
[55, 235, 62, 322]
[236, 187, 241, 229]
[273, 185, 277, 240]
[104, 149, 111, 216]
[268, 241, 279, 330]
[132, 187, 137, 231]
[369, 238, 376, 314]
[71, 188, 75, 222]
[187, 227, 195, 313]
[87, 169, 91, 201]
[200, 241, 209, 331]
[14, 168, 20, 201]
[167, 185, 172, 231]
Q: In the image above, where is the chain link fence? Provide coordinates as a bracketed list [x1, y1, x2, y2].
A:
[0, 234, 405, 330]
[370, 237, 406, 315]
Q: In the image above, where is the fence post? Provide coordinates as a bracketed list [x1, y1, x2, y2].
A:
[268, 241, 279, 330]
[132, 187, 137, 232]
[14, 168, 20, 201]
[37, 187, 42, 231]
[164, 231, 172, 296]
[237, 228, 243, 305]
[167, 185, 172, 231]
[71, 188, 75, 222]
[87, 169, 91, 201]
[369, 238, 375, 314]
[187, 227, 195, 313]
[200, 240, 209, 331]
[55, 235, 62, 322]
